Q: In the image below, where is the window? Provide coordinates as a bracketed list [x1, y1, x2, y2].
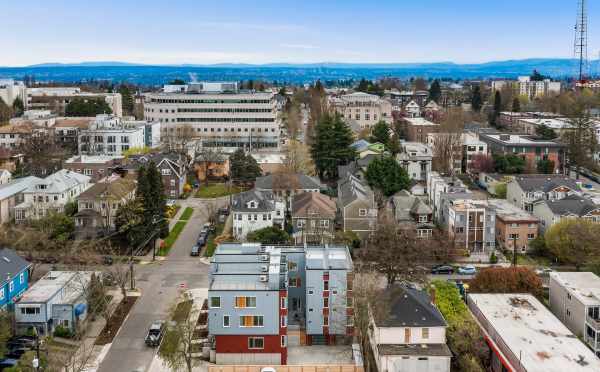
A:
[19, 272, 24, 284]
[359, 209, 367, 217]
[323, 316, 329, 326]
[210, 297, 221, 308]
[235, 296, 257, 308]
[0, 288, 4, 299]
[323, 298, 329, 308]
[308, 289, 314, 295]
[20, 307, 40, 315]
[281, 297, 287, 309]
[288, 261, 298, 271]
[248, 337, 264, 349]
[281, 315, 287, 327]
[289, 277, 299, 287]
[281, 335, 287, 347]
[509, 233, 519, 239]
[223, 315, 230, 327]
[422, 328, 429, 339]
[404, 328, 411, 343]
[324, 280, 329, 290]
[418, 215, 428, 223]
[240, 315, 264, 327]
[9, 281, 14, 292]
[320, 220, 329, 228]
[297, 219, 305, 228]
[527, 233, 535, 240]
[161, 169, 171, 176]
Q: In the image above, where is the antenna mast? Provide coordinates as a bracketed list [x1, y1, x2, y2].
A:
[574, 0, 588, 83]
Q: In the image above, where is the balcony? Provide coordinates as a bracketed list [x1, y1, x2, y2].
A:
[585, 335, 600, 351]
[587, 315, 600, 331]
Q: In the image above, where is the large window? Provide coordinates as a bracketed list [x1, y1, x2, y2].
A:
[235, 296, 256, 308]
[240, 315, 264, 327]
[20, 307, 40, 315]
[248, 337, 264, 349]
[210, 297, 221, 308]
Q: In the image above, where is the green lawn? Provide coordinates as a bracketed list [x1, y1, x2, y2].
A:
[179, 207, 194, 220]
[195, 183, 244, 198]
[204, 223, 225, 257]
[158, 221, 187, 256]
[504, 251, 553, 267]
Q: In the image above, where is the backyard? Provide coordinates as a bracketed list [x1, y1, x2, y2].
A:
[195, 183, 244, 198]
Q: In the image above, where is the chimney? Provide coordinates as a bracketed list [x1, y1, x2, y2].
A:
[430, 284, 436, 305]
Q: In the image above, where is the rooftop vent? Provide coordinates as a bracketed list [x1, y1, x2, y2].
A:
[259, 275, 268, 282]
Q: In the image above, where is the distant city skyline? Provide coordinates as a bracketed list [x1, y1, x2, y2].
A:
[2, 0, 599, 67]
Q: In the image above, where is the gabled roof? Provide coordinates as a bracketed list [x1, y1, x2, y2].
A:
[513, 175, 579, 193]
[292, 192, 336, 219]
[541, 195, 600, 217]
[0, 176, 41, 200]
[255, 173, 322, 191]
[126, 152, 184, 178]
[392, 190, 432, 221]
[232, 190, 276, 213]
[77, 177, 136, 201]
[25, 170, 90, 194]
[337, 173, 373, 207]
[373, 285, 447, 328]
[0, 248, 30, 286]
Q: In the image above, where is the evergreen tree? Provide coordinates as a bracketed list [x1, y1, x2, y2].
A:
[471, 85, 482, 112]
[118, 85, 134, 115]
[490, 90, 502, 127]
[512, 97, 521, 113]
[0, 97, 12, 123]
[370, 120, 390, 146]
[311, 113, 355, 180]
[65, 98, 112, 116]
[229, 149, 262, 183]
[364, 156, 411, 197]
[428, 80, 442, 103]
[12, 97, 24, 117]
[388, 135, 401, 156]
[145, 162, 169, 238]
[357, 79, 369, 92]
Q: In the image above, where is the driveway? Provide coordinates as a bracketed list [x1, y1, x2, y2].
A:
[97, 198, 227, 372]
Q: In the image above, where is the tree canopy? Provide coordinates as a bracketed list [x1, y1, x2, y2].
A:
[364, 156, 410, 197]
[469, 267, 543, 299]
[428, 79, 442, 103]
[65, 98, 112, 116]
[535, 124, 557, 140]
[229, 149, 262, 184]
[246, 226, 290, 244]
[310, 113, 355, 180]
[471, 85, 482, 112]
[370, 120, 390, 146]
[356, 79, 384, 96]
[545, 218, 600, 270]
[493, 154, 525, 174]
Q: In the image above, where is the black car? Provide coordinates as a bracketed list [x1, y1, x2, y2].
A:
[431, 265, 454, 275]
[190, 245, 200, 256]
[197, 235, 207, 247]
[145, 321, 165, 347]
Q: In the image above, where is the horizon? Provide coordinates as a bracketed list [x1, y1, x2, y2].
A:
[1, 0, 597, 67]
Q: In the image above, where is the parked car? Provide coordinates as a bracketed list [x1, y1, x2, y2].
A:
[535, 267, 554, 276]
[197, 235, 207, 247]
[458, 265, 477, 275]
[0, 358, 18, 371]
[431, 265, 454, 275]
[145, 321, 165, 347]
[190, 245, 200, 256]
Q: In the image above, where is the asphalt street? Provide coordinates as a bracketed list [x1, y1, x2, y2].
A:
[98, 198, 227, 372]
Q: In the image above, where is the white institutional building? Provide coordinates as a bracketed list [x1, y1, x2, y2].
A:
[144, 82, 280, 151]
[330, 92, 393, 132]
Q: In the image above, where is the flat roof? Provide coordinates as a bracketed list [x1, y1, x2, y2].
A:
[480, 133, 564, 146]
[487, 199, 539, 222]
[19, 271, 94, 304]
[549, 272, 600, 306]
[403, 117, 439, 126]
[468, 293, 600, 372]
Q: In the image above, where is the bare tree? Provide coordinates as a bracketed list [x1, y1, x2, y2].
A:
[194, 144, 225, 186]
[283, 140, 316, 175]
[431, 108, 465, 175]
[159, 300, 198, 372]
[163, 124, 196, 156]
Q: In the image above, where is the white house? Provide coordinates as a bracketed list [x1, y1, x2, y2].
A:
[396, 141, 433, 181]
[404, 100, 421, 118]
[231, 190, 285, 240]
[15, 170, 91, 221]
[370, 285, 451, 372]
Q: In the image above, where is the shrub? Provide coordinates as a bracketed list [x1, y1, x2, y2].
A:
[53, 325, 72, 338]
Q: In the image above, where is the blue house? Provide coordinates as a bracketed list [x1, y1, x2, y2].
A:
[0, 248, 31, 310]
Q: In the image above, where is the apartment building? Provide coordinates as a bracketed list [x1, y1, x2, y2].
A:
[0, 79, 26, 106]
[14, 170, 91, 221]
[64, 155, 123, 182]
[78, 114, 161, 156]
[53, 117, 93, 152]
[402, 117, 439, 144]
[467, 293, 600, 372]
[445, 198, 495, 253]
[231, 190, 286, 240]
[479, 133, 566, 173]
[144, 82, 280, 150]
[370, 285, 451, 372]
[487, 199, 539, 253]
[549, 272, 600, 356]
[26, 87, 123, 117]
[208, 243, 354, 365]
[396, 141, 433, 181]
[506, 175, 580, 212]
[330, 92, 392, 132]
[426, 171, 470, 221]
[492, 76, 561, 100]
[0, 123, 33, 149]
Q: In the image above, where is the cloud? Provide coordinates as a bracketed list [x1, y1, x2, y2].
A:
[280, 43, 320, 50]
[194, 21, 304, 33]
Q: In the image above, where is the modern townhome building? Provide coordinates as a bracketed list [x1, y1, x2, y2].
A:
[26, 87, 123, 117]
[532, 194, 600, 232]
[330, 92, 392, 132]
[64, 155, 123, 182]
[479, 133, 566, 174]
[487, 198, 539, 253]
[401, 117, 439, 144]
[506, 174, 580, 212]
[144, 82, 280, 151]
[370, 285, 451, 372]
[0, 176, 41, 223]
[467, 293, 600, 372]
[123, 152, 186, 199]
[78, 114, 161, 156]
[337, 174, 377, 239]
[426, 172, 470, 222]
[492, 76, 561, 100]
[396, 142, 433, 181]
[291, 192, 337, 244]
[549, 272, 600, 356]
[15, 271, 95, 336]
[52, 117, 93, 153]
[255, 173, 322, 212]
[232, 190, 285, 240]
[391, 190, 434, 238]
[14, 170, 91, 222]
[0, 248, 31, 310]
[208, 243, 353, 365]
[444, 198, 495, 253]
[74, 176, 136, 235]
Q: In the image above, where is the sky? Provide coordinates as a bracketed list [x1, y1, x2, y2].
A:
[1, 0, 599, 66]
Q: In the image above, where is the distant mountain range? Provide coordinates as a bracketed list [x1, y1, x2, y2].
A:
[0, 58, 595, 85]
